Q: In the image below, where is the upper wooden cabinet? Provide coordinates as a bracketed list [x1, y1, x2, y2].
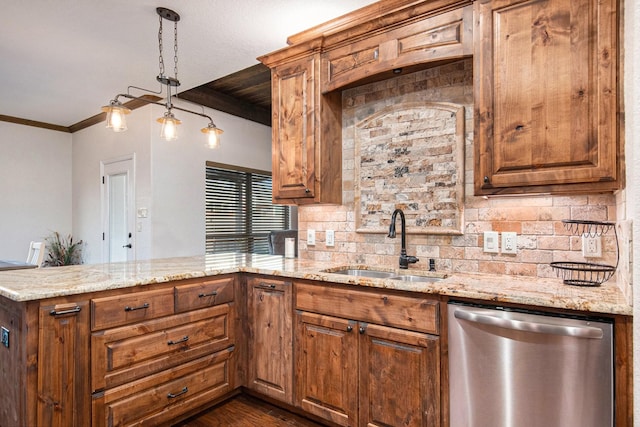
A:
[269, 55, 343, 205]
[321, 6, 472, 93]
[259, 0, 474, 205]
[474, 0, 620, 195]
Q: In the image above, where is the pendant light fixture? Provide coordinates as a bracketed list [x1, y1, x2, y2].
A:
[101, 7, 223, 145]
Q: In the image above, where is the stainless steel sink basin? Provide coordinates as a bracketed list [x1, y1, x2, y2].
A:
[330, 269, 395, 279]
[328, 268, 444, 283]
[388, 275, 443, 283]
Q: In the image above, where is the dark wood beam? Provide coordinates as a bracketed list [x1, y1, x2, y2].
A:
[0, 115, 70, 133]
[178, 87, 272, 127]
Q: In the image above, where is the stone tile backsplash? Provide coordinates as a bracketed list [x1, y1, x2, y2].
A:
[297, 58, 627, 296]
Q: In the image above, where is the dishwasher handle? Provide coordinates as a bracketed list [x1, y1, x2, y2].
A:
[453, 309, 604, 339]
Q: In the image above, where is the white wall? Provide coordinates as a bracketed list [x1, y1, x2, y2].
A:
[0, 122, 72, 260]
[626, 0, 640, 424]
[71, 102, 272, 263]
[149, 103, 272, 258]
[72, 106, 153, 264]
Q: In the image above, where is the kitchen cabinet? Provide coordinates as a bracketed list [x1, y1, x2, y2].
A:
[321, 5, 472, 93]
[38, 300, 91, 427]
[474, 0, 619, 195]
[246, 276, 293, 404]
[91, 276, 237, 426]
[266, 54, 342, 205]
[295, 282, 441, 427]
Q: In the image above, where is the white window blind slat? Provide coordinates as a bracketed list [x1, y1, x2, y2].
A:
[205, 164, 290, 254]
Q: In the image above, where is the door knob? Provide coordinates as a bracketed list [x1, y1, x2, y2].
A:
[123, 243, 132, 248]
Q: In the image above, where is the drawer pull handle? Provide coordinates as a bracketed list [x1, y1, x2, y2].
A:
[198, 291, 218, 298]
[124, 303, 150, 312]
[167, 335, 189, 346]
[167, 386, 188, 399]
[257, 284, 277, 290]
[49, 306, 81, 316]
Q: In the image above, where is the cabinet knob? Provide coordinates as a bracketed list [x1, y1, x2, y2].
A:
[359, 326, 366, 335]
[304, 188, 311, 193]
[483, 176, 490, 184]
[346, 325, 353, 333]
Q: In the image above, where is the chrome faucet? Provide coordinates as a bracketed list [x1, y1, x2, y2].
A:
[388, 209, 419, 269]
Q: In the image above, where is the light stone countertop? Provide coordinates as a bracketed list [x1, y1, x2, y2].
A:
[0, 253, 632, 316]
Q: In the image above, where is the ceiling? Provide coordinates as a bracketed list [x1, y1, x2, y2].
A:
[0, 1, 378, 131]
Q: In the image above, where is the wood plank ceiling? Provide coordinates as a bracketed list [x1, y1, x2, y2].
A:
[179, 63, 272, 127]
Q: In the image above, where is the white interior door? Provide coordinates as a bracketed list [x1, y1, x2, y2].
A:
[101, 157, 135, 263]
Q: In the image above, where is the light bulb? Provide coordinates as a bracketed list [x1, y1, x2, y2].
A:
[202, 123, 223, 149]
[157, 112, 181, 141]
[102, 101, 130, 132]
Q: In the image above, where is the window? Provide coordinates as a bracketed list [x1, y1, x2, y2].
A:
[205, 162, 291, 254]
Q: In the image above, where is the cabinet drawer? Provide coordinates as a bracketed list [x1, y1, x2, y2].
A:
[92, 304, 233, 392]
[93, 349, 234, 427]
[295, 282, 439, 335]
[174, 277, 234, 312]
[91, 288, 174, 331]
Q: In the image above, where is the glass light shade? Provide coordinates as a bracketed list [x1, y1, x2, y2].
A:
[101, 102, 131, 132]
[202, 124, 224, 149]
[157, 112, 181, 141]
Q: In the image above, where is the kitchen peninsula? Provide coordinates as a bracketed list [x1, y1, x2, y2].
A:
[0, 254, 632, 426]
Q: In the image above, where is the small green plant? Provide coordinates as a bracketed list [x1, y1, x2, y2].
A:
[43, 232, 84, 266]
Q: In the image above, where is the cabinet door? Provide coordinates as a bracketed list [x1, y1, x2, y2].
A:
[38, 301, 90, 427]
[271, 55, 318, 201]
[474, 0, 618, 195]
[359, 323, 440, 427]
[246, 277, 293, 404]
[295, 311, 358, 427]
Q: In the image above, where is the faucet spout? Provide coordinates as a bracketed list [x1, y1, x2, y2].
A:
[388, 209, 419, 269]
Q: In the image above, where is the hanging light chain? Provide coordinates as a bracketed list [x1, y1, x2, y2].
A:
[173, 20, 179, 80]
[158, 14, 165, 78]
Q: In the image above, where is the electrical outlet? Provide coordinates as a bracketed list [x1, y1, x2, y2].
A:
[582, 234, 602, 258]
[307, 229, 316, 246]
[326, 230, 335, 247]
[1, 327, 9, 348]
[502, 232, 518, 254]
[483, 231, 499, 253]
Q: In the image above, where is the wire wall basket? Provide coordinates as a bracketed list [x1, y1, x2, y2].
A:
[550, 220, 619, 287]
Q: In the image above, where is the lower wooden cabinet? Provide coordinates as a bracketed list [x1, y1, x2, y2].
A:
[246, 277, 293, 404]
[90, 276, 237, 427]
[360, 323, 440, 427]
[38, 300, 91, 427]
[92, 349, 234, 426]
[295, 283, 441, 427]
[296, 312, 358, 426]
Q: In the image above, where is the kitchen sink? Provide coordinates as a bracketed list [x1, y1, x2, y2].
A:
[330, 269, 395, 279]
[327, 268, 444, 283]
[388, 275, 443, 283]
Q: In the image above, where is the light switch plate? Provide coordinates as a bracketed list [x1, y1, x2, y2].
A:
[502, 232, 518, 254]
[483, 231, 499, 253]
[326, 230, 335, 247]
[307, 229, 316, 246]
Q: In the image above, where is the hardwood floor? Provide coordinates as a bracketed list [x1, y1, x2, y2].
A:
[174, 394, 326, 427]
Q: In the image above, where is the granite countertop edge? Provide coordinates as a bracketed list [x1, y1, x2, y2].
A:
[0, 254, 632, 316]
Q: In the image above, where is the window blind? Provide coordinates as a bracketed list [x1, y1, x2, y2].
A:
[205, 164, 289, 254]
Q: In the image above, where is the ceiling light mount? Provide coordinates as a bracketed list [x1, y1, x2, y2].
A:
[102, 6, 223, 145]
[156, 7, 180, 22]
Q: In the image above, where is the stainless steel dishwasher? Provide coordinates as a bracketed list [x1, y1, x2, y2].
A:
[448, 302, 613, 427]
